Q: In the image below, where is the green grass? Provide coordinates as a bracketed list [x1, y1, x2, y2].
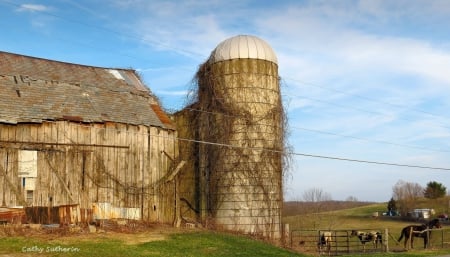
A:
[0, 231, 304, 257]
[137, 232, 301, 257]
[3, 230, 450, 257]
[1, 199, 449, 257]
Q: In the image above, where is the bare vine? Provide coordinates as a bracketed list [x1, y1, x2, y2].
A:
[185, 58, 290, 235]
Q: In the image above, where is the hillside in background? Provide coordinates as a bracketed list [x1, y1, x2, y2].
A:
[283, 201, 379, 216]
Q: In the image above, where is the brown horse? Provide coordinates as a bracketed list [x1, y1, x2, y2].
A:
[397, 218, 442, 249]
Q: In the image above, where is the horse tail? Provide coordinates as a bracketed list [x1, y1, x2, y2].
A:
[397, 229, 405, 242]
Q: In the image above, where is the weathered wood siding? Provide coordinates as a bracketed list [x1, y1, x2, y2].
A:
[0, 121, 177, 224]
[174, 108, 205, 223]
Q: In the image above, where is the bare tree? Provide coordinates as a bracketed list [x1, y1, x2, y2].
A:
[303, 187, 332, 202]
[392, 180, 423, 216]
[302, 188, 337, 229]
[346, 196, 358, 202]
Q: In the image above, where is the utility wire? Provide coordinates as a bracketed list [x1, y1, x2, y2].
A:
[286, 93, 450, 131]
[293, 126, 450, 153]
[181, 107, 450, 153]
[2, 1, 449, 171]
[289, 152, 450, 171]
[175, 133, 450, 171]
[283, 76, 450, 125]
[22, 120, 449, 172]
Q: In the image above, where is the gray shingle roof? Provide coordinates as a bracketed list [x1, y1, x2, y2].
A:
[0, 51, 172, 129]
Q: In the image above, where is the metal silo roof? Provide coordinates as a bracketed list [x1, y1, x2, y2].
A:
[209, 35, 278, 64]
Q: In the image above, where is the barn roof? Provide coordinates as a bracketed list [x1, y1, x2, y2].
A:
[0, 51, 173, 129]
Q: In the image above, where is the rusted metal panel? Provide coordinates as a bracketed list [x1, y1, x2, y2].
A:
[150, 104, 175, 129]
[92, 203, 141, 220]
[58, 204, 80, 225]
[0, 207, 25, 224]
[25, 206, 59, 224]
[24, 204, 80, 225]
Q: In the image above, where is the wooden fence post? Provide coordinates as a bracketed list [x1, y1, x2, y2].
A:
[283, 223, 290, 247]
[384, 228, 389, 252]
[409, 227, 413, 249]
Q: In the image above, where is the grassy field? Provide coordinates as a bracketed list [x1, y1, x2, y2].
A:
[0, 230, 302, 257]
[1, 201, 450, 257]
[1, 228, 450, 257]
[2, 229, 450, 257]
[283, 202, 450, 256]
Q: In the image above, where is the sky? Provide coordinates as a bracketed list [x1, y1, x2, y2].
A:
[1, 0, 450, 203]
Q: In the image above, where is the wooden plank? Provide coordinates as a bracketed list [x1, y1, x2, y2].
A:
[43, 154, 75, 203]
[0, 162, 26, 206]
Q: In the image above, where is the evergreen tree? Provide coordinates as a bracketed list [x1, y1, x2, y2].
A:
[423, 181, 447, 199]
[387, 197, 397, 215]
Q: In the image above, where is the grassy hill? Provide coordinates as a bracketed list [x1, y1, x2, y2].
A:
[283, 200, 377, 217]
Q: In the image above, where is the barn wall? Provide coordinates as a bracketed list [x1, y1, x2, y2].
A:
[174, 107, 206, 224]
[0, 121, 177, 224]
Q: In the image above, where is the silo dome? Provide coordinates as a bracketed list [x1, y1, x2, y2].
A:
[209, 35, 278, 64]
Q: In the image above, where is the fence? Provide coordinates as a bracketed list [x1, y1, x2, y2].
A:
[289, 227, 450, 256]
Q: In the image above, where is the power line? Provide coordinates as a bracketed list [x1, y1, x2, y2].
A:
[181, 107, 450, 153]
[1, 0, 448, 171]
[175, 133, 450, 171]
[282, 76, 450, 125]
[289, 152, 450, 171]
[2, 119, 449, 171]
[287, 93, 450, 131]
[293, 126, 450, 153]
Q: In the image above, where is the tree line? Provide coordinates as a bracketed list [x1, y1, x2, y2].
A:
[388, 180, 448, 216]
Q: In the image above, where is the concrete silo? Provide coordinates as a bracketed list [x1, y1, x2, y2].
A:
[176, 35, 285, 240]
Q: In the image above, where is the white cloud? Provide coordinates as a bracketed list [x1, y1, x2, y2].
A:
[17, 4, 49, 12]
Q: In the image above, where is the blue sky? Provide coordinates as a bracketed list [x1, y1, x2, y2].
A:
[1, 0, 450, 202]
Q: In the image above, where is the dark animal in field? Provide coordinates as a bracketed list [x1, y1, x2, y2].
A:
[317, 231, 332, 256]
[351, 230, 382, 251]
[397, 218, 442, 249]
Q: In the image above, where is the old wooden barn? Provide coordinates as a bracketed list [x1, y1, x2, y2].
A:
[0, 51, 178, 225]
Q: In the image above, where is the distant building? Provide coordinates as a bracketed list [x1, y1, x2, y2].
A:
[408, 209, 435, 219]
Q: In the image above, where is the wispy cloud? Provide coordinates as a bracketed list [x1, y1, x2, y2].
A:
[17, 4, 50, 12]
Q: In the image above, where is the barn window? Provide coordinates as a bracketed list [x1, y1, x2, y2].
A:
[26, 190, 33, 204]
[18, 150, 37, 178]
[18, 150, 37, 188]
